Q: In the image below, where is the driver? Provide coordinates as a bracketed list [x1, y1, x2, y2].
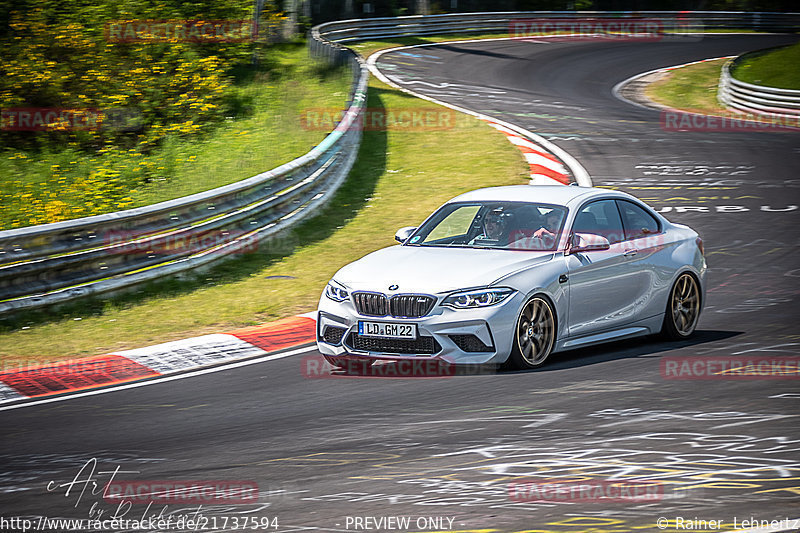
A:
[471, 208, 510, 244]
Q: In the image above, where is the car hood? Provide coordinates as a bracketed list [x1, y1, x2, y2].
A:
[334, 245, 554, 294]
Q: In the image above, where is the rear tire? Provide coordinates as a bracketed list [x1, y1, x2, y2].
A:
[661, 272, 701, 340]
[504, 295, 556, 370]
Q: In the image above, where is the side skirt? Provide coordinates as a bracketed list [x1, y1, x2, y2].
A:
[553, 314, 664, 353]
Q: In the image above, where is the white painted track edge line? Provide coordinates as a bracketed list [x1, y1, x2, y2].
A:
[0, 344, 318, 412]
[365, 40, 592, 187]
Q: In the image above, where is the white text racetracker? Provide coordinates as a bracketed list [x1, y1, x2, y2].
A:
[358, 321, 417, 340]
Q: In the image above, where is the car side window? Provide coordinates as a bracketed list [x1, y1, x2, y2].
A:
[617, 200, 661, 241]
[573, 200, 624, 244]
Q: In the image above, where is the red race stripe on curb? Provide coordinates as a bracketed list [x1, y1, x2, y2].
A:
[228, 316, 316, 353]
[528, 164, 569, 184]
[0, 355, 160, 398]
[481, 119, 572, 185]
[515, 145, 562, 164]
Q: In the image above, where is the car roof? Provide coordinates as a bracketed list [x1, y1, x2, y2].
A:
[447, 185, 623, 208]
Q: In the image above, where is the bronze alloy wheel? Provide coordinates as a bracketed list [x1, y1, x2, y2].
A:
[664, 273, 701, 339]
[508, 296, 556, 370]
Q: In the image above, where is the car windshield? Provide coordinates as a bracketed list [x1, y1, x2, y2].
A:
[407, 201, 567, 251]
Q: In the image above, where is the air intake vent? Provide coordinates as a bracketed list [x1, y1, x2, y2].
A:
[322, 326, 346, 345]
[347, 333, 440, 355]
[449, 334, 493, 353]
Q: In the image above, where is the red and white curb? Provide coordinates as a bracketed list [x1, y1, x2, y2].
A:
[0, 313, 318, 404]
[480, 120, 571, 185]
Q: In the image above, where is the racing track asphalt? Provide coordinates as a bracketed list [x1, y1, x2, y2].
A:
[1, 34, 798, 532]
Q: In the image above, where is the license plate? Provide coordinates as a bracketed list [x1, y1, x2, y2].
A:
[358, 321, 417, 340]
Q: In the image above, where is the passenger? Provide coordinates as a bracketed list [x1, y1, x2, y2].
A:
[533, 211, 562, 242]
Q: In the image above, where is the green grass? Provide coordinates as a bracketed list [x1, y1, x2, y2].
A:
[0, 42, 351, 229]
[732, 42, 800, 89]
[0, 39, 529, 362]
[646, 58, 730, 115]
[646, 43, 800, 115]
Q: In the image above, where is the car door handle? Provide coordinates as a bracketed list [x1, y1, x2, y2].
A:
[623, 249, 638, 257]
[559, 274, 569, 283]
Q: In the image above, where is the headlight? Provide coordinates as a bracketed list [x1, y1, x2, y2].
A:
[442, 287, 515, 309]
[324, 281, 350, 302]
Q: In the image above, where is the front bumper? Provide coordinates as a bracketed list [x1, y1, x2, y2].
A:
[316, 292, 523, 365]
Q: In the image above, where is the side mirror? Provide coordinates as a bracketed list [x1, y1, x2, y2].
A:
[395, 226, 417, 243]
[569, 232, 610, 254]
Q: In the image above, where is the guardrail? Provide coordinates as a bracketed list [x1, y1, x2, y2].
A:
[3, 10, 798, 316]
[0, 39, 368, 316]
[314, 10, 800, 43]
[718, 56, 800, 118]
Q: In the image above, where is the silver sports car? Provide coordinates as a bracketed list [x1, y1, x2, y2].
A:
[317, 185, 706, 370]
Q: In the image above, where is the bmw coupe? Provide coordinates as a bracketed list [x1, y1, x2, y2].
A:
[317, 185, 706, 370]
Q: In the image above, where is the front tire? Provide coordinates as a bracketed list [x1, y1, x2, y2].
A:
[505, 295, 556, 370]
[661, 272, 701, 340]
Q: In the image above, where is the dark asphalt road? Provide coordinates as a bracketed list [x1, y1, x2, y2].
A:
[2, 34, 799, 533]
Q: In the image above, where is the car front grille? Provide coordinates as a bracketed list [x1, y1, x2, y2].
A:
[353, 292, 389, 317]
[390, 295, 436, 318]
[353, 292, 435, 318]
[347, 333, 441, 355]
